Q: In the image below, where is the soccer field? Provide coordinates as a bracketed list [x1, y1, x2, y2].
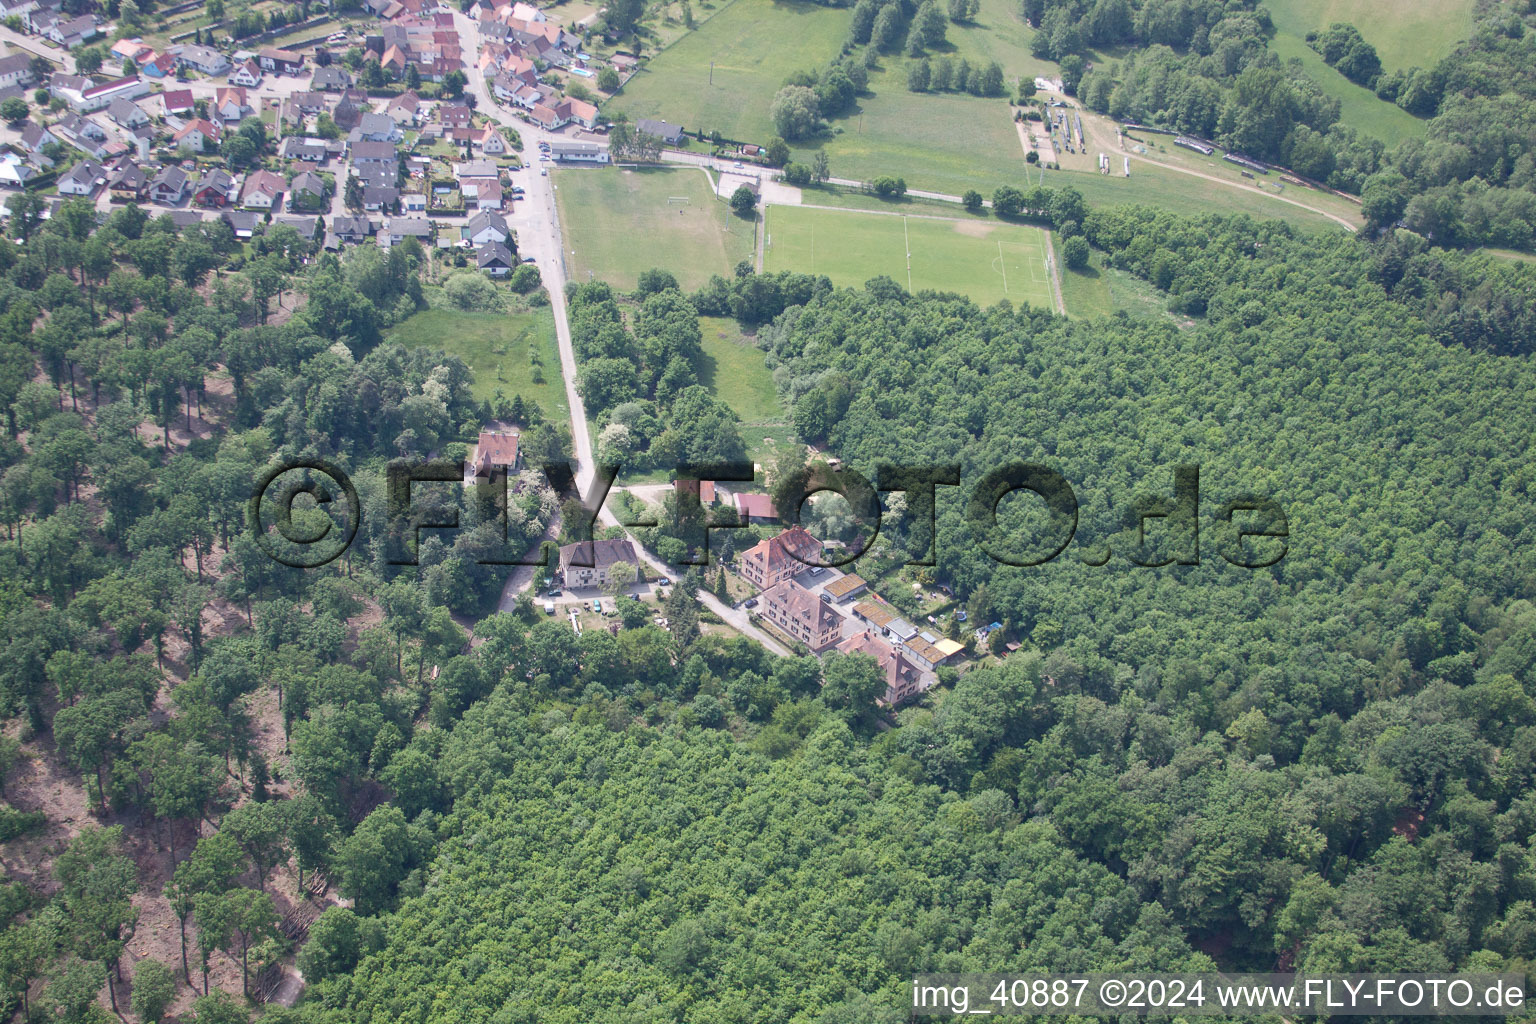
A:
[764, 206, 1055, 310]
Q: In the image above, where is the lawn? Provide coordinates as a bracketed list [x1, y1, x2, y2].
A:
[553, 166, 756, 290]
[385, 307, 569, 418]
[607, 0, 852, 143]
[1264, 0, 1475, 72]
[1054, 242, 1178, 322]
[764, 205, 1054, 309]
[1268, 32, 1427, 147]
[698, 316, 784, 423]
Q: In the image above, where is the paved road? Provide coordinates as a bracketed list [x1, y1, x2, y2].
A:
[452, 11, 789, 655]
[0, 27, 74, 74]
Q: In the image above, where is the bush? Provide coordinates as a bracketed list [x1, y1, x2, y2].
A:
[782, 162, 812, 187]
[510, 263, 542, 293]
[443, 271, 504, 311]
[962, 189, 984, 213]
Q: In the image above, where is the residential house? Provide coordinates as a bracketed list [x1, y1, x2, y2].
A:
[380, 216, 430, 247]
[379, 44, 408, 77]
[548, 140, 608, 163]
[177, 45, 231, 76]
[558, 538, 639, 589]
[439, 104, 472, 129]
[272, 214, 321, 239]
[464, 178, 503, 210]
[332, 215, 374, 242]
[0, 54, 34, 90]
[402, 191, 427, 212]
[239, 169, 285, 209]
[759, 580, 844, 651]
[215, 86, 251, 124]
[361, 185, 400, 212]
[349, 113, 403, 143]
[106, 97, 150, 130]
[386, 91, 423, 125]
[46, 14, 99, 48]
[738, 525, 820, 589]
[733, 492, 779, 525]
[110, 37, 153, 65]
[51, 73, 148, 113]
[454, 159, 498, 184]
[257, 46, 305, 74]
[173, 118, 221, 153]
[636, 118, 685, 145]
[288, 90, 328, 116]
[349, 140, 399, 174]
[52, 113, 110, 158]
[165, 209, 206, 230]
[0, 153, 39, 187]
[160, 89, 195, 116]
[479, 126, 507, 155]
[193, 168, 235, 207]
[148, 165, 188, 204]
[57, 158, 105, 196]
[835, 630, 929, 706]
[288, 170, 327, 210]
[510, 1, 543, 21]
[476, 240, 515, 276]
[141, 52, 177, 79]
[228, 60, 263, 87]
[221, 209, 259, 239]
[331, 94, 363, 130]
[18, 123, 56, 161]
[281, 137, 328, 162]
[107, 161, 147, 201]
[309, 66, 353, 91]
[465, 209, 509, 246]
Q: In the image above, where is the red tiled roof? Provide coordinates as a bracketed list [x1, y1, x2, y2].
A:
[475, 430, 519, 466]
[734, 492, 777, 519]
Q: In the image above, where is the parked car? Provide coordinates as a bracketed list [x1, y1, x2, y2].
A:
[657, 576, 671, 586]
[744, 597, 758, 608]
[808, 566, 823, 576]
[521, 255, 536, 263]
[591, 599, 602, 613]
[547, 588, 562, 598]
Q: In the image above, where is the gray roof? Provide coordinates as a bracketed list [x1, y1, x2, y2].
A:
[60, 159, 103, 186]
[290, 170, 325, 195]
[466, 210, 508, 236]
[150, 164, 188, 191]
[636, 118, 684, 142]
[387, 216, 430, 236]
[477, 240, 515, 267]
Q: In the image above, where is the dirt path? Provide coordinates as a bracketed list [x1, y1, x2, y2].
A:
[1040, 229, 1068, 315]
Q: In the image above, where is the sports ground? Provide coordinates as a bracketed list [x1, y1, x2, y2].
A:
[763, 205, 1055, 309]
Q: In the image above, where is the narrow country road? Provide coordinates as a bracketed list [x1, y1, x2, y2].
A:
[453, 11, 789, 655]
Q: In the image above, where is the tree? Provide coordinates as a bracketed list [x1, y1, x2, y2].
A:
[190, 989, 248, 1024]
[871, 4, 901, 50]
[907, 57, 930, 91]
[811, 150, 830, 183]
[782, 162, 812, 186]
[170, 831, 244, 984]
[1062, 235, 1090, 270]
[606, 0, 644, 34]
[729, 184, 758, 215]
[765, 136, 790, 167]
[299, 906, 367, 982]
[345, 174, 364, 211]
[221, 800, 288, 893]
[0, 97, 25, 123]
[131, 959, 176, 1023]
[336, 804, 415, 915]
[605, 560, 639, 600]
[770, 85, 819, 141]
[598, 66, 620, 92]
[963, 189, 984, 213]
[443, 69, 467, 98]
[54, 826, 139, 1014]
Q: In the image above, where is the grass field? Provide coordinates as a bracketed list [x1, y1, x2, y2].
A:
[385, 308, 568, 417]
[765, 205, 1054, 309]
[1265, 0, 1475, 71]
[699, 317, 784, 422]
[553, 166, 755, 290]
[1054, 243, 1177, 321]
[1268, 33, 1427, 147]
[608, 0, 851, 143]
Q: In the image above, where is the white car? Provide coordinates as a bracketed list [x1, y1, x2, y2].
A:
[733, 161, 744, 169]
